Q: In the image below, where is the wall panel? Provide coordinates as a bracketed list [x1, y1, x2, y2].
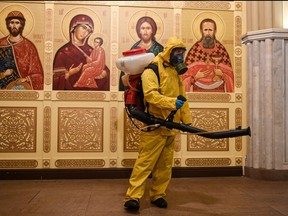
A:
[0, 1, 248, 172]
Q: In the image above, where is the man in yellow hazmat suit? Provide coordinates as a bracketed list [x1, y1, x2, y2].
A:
[124, 36, 192, 211]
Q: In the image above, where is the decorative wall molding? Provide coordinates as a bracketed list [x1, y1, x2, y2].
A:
[174, 158, 181, 167]
[110, 107, 117, 152]
[242, 28, 288, 44]
[185, 158, 232, 166]
[0, 91, 39, 100]
[235, 107, 243, 151]
[187, 108, 229, 151]
[235, 157, 242, 166]
[235, 93, 242, 102]
[43, 106, 51, 153]
[186, 93, 231, 102]
[235, 57, 242, 88]
[58, 107, 104, 152]
[121, 159, 136, 168]
[184, 1, 231, 10]
[123, 111, 142, 152]
[55, 159, 105, 168]
[56, 92, 106, 101]
[109, 159, 117, 167]
[235, 16, 242, 46]
[42, 159, 50, 168]
[0, 107, 37, 152]
[0, 160, 38, 168]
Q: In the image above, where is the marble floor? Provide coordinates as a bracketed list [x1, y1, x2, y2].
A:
[0, 177, 288, 216]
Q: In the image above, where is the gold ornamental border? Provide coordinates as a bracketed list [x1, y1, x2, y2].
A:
[55, 159, 105, 168]
[186, 93, 231, 102]
[51, 1, 232, 11]
[121, 159, 136, 168]
[184, 1, 231, 10]
[110, 107, 117, 152]
[56, 92, 106, 100]
[0, 160, 38, 168]
[0, 91, 39, 100]
[185, 158, 231, 166]
[43, 106, 51, 153]
[57, 107, 104, 152]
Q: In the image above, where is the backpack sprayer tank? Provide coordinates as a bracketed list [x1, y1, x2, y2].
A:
[116, 48, 155, 111]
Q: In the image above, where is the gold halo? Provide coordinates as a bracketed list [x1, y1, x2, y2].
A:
[0, 5, 34, 37]
[62, 7, 102, 42]
[88, 32, 109, 51]
[192, 12, 225, 41]
[128, 10, 164, 42]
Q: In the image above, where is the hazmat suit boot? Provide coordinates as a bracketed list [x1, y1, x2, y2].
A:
[124, 199, 140, 211]
[151, 198, 168, 208]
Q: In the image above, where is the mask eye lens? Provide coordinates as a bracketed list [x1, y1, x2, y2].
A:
[172, 48, 186, 56]
[169, 48, 187, 74]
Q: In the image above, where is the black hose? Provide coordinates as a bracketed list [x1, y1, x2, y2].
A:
[127, 105, 251, 139]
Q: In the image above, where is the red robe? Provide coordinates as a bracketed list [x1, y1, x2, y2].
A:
[0, 36, 44, 90]
[53, 41, 110, 91]
[74, 46, 106, 88]
[183, 41, 234, 92]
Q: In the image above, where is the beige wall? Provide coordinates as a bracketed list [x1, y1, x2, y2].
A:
[0, 1, 248, 170]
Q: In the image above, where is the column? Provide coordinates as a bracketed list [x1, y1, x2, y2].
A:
[242, 29, 288, 180]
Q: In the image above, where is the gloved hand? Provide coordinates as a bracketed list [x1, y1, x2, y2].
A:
[176, 99, 184, 109]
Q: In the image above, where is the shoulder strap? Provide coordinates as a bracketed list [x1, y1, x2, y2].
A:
[144, 64, 159, 84]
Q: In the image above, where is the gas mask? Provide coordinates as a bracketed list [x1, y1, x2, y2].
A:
[170, 48, 188, 75]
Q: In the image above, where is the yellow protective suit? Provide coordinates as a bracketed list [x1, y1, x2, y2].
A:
[124, 36, 192, 204]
